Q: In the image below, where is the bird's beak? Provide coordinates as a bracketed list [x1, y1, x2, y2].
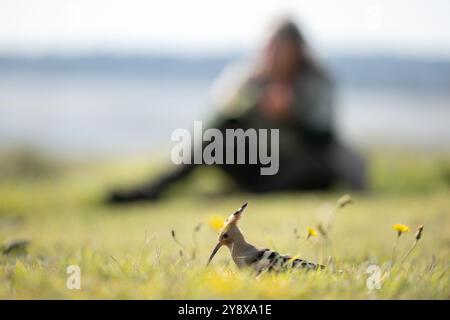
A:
[207, 242, 223, 266]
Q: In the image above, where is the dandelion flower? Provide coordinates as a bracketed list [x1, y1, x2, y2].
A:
[393, 223, 410, 236]
[391, 224, 410, 264]
[307, 227, 318, 239]
[207, 215, 225, 231]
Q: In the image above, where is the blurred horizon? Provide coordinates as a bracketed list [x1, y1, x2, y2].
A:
[1, 0, 449, 157]
[1, 51, 449, 157]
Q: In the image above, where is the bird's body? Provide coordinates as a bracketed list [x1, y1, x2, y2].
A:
[250, 249, 323, 273]
[207, 202, 324, 273]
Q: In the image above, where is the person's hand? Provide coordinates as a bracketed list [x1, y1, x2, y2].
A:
[259, 82, 293, 122]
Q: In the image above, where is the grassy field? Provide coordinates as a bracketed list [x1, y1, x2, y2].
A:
[0, 149, 449, 299]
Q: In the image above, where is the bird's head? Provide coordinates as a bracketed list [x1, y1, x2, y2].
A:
[207, 202, 248, 266]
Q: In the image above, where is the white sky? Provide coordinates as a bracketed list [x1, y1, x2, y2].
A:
[1, 0, 449, 58]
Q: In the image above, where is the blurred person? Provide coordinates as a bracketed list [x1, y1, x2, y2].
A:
[107, 20, 366, 203]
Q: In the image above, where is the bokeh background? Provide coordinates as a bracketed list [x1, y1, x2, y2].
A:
[1, 0, 449, 158]
[0, 0, 449, 300]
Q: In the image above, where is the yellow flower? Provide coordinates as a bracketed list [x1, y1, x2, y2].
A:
[205, 271, 239, 295]
[307, 227, 318, 239]
[393, 223, 410, 236]
[207, 215, 225, 231]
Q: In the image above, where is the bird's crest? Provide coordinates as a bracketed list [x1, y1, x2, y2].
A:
[219, 202, 248, 232]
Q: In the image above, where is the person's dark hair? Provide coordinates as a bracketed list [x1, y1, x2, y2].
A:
[275, 19, 330, 81]
[272, 20, 306, 47]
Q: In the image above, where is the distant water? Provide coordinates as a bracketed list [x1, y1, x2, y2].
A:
[0, 70, 449, 156]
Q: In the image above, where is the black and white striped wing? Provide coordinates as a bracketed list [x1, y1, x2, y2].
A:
[253, 249, 323, 273]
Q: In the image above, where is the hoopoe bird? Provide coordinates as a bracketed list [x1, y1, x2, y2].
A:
[207, 202, 324, 273]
